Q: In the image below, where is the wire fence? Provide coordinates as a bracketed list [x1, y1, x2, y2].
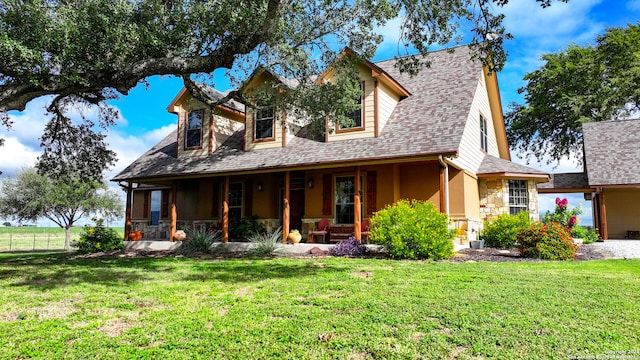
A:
[0, 233, 80, 252]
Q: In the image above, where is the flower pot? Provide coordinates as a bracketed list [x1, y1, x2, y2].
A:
[173, 230, 187, 241]
[129, 231, 142, 241]
[288, 231, 302, 244]
[470, 240, 485, 249]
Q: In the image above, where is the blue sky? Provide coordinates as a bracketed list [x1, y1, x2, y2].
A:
[1, 0, 638, 226]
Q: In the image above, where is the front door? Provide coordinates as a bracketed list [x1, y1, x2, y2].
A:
[290, 189, 305, 231]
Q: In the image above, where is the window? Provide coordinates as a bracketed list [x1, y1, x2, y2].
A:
[508, 180, 528, 215]
[186, 110, 203, 148]
[149, 190, 162, 225]
[228, 183, 243, 220]
[480, 114, 488, 152]
[254, 106, 274, 140]
[334, 176, 364, 224]
[340, 82, 363, 130]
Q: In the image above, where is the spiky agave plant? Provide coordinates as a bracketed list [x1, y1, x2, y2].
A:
[246, 227, 283, 256]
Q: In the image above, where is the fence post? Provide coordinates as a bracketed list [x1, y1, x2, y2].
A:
[33, 233, 36, 251]
[9, 233, 11, 251]
[47, 233, 50, 250]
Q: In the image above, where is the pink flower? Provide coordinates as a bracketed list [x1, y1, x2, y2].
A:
[569, 215, 577, 226]
[562, 198, 568, 206]
[556, 197, 562, 205]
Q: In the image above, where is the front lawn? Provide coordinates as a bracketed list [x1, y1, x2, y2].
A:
[0, 252, 638, 359]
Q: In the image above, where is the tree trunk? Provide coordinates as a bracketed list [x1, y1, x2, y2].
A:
[64, 227, 71, 251]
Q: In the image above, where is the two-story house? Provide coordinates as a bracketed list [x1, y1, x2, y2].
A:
[112, 45, 549, 243]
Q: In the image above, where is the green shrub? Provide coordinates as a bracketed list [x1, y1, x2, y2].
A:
[482, 212, 530, 249]
[369, 199, 453, 260]
[230, 215, 265, 240]
[571, 225, 600, 244]
[517, 222, 577, 260]
[246, 227, 283, 257]
[179, 227, 222, 255]
[72, 218, 124, 254]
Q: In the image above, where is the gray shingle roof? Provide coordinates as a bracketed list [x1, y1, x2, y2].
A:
[583, 118, 640, 186]
[537, 172, 589, 192]
[113, 45, 517, 182]
[477, 155, 548, 179]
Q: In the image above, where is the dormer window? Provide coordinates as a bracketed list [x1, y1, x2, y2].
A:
[339, 81, 364, 131]
[480, 114, 488, 152]
[186, 110, 204, 149]
[254, 106, 275, 141]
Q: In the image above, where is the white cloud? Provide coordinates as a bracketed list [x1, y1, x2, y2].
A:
[627, 0, 640, 11]
[0, 137, 40, 177]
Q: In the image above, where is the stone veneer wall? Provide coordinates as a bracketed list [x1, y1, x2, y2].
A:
[479, 178, 539, 223]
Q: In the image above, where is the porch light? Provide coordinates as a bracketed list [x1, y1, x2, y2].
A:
[257, 183, 264, 191]
[308, 179, 314, 189]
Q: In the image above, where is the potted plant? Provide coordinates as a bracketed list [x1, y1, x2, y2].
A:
[288, 229, 302, 244]
[469, 230, 484, 249]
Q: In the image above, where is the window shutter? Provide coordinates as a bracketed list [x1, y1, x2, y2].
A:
[212, 182, 220, 218]
[143, 191, 150, 219]
[322, 174, 332, 215]
[244, 180, 253, 216]
[366, 172, 377, 215]
[161, 190, 170, 218]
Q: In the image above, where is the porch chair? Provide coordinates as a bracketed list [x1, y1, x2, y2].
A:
[308, 219, 330, 243]
[361, 219, 371, 244]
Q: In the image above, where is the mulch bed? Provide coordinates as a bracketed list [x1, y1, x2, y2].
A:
[450, 244, 614, 262]
[70, 244, 615, 262]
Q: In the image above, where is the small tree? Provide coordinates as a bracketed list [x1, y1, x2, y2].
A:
[0, 168, 122, 250]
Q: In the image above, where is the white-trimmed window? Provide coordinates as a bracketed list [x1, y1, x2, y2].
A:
[186, 109, 204, 148]
[149, 190, 162, 225]
[228, 183, 243, 220]
[254, 106, 275, 140]
[508, 180, 528, 215]
[334, 176, 364, 224]
[480, 114, 488, 152]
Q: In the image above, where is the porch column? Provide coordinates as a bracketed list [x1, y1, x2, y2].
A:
[223, 176, 230, 243]
[170, 181, 177, 242]
[124, 183, 133, 241]
[600, 188, 609, 240]
[393, 164, 400, 202]
[283, 171, 290, 243]
[354, 166, 362, 241]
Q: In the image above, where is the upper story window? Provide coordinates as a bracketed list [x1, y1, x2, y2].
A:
[339, 82, 364, 130]
[480, 114, 488, 152]
[186, 109, 204, 148]
[508, 180, 528, 215]
[254, 106, 275, 140]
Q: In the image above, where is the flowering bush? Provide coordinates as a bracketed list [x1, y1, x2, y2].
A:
[369, 199, 453, 260]
[329, 237, 367, 257]
[72, 218, 124, 254]
[543, 197, 582, 230]
[517, 222, 577, 260]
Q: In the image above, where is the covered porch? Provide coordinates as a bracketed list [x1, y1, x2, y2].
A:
[120, 159, 467, 244]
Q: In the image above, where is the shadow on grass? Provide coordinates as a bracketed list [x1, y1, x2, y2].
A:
[0, 252, 349, 290]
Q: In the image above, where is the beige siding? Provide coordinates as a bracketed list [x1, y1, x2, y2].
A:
[449, 71, 500, 173]
[327, 66, 376, 141]
[177, 97, 211, 158]
[377, 81, 399, 135]
[604, 188, 640, 239]
[213, 114, 243, 148]
[245, 108, 284, 150]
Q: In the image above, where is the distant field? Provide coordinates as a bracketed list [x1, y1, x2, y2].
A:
[0, 227, 124, 252]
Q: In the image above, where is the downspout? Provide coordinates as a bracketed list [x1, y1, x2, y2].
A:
[438, 155, 450, 217]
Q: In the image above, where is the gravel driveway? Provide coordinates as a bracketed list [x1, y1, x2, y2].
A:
[586, 240, 640, 259]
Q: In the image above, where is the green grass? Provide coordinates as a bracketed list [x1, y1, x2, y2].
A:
[0, 227, 124, 251]
[0, 253, 638, 359]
